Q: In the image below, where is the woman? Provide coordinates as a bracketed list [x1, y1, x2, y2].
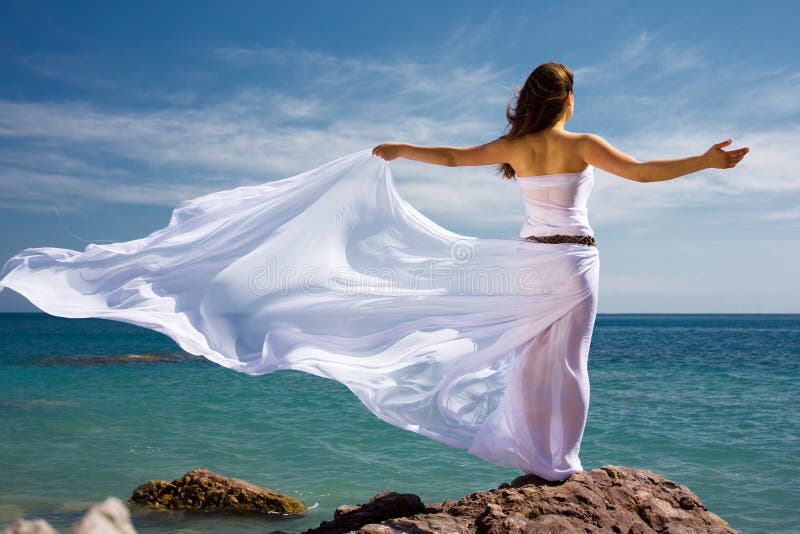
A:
[366, 61, 748, 478]
[0, 62, 749, 482]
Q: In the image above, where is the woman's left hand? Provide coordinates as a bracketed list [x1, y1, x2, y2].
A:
[372, 142, 405, 161]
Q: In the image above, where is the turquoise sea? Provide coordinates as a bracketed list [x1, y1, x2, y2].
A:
[0, 313, 797, 533]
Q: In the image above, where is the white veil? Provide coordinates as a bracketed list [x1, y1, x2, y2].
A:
[0, 148, 600, 480]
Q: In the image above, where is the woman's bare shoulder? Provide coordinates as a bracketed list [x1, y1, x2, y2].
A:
[569, 132, 617, 157]
[567, 131, 603, 142]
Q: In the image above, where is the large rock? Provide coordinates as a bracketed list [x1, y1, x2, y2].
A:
[129, 468, 305, 515]
[291, 465, 741, 534]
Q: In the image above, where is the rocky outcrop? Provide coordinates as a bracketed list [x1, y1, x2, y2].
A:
[286, 465, 740, 534]
[2, 465, 740, 534]
[1, 497, 135, 534]
[129, 468, 306, 515]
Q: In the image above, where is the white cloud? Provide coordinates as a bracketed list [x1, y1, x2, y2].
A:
[763, 205, 800, 221]
[0, 167, 212, 208]
[573, 30, 706, 86]
[0, 47, 515, 217]
[620, 31, 655, 63]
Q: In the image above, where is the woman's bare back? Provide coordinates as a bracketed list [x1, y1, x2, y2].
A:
[506, 130, 588, 178]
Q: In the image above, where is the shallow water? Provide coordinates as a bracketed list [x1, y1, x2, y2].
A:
[0, 313, 797, 533]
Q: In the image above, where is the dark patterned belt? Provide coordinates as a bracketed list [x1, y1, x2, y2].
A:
[525, 234, 596, 247]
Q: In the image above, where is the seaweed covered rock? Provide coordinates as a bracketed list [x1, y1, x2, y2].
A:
[129, 468, 305, 515]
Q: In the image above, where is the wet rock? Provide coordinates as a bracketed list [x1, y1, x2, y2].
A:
[302, 491, 425, 534]
[130, 468, 305, 515]
[297, 465, 740, 534]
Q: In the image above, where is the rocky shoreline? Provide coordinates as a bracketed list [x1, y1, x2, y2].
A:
[2, 465, 741, 534]
[283, 465, 741, 534]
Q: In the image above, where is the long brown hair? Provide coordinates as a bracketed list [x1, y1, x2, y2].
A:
[497, 62, 574, 180]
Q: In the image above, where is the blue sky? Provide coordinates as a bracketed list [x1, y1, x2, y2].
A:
[0, 1, 797, 313]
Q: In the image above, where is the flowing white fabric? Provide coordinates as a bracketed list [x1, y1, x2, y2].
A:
[0, 148, 600, 481]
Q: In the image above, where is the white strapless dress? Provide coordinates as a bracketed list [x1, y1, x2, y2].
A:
[0, 148, 599, 481]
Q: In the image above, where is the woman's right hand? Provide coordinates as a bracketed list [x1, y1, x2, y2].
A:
[703, 139, 750, 169]
[372, 142, 406, 161]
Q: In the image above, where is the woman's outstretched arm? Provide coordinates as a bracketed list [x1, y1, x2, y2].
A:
[578, 134, 750, 183]
[372, 138, 510, 166]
